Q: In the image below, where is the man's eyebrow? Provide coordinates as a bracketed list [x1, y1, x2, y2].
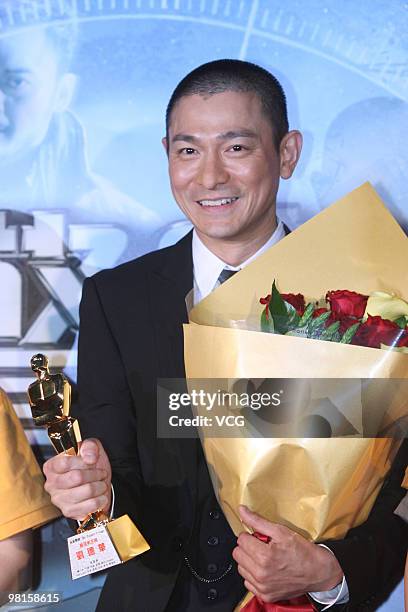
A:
[2, 68, 32, 76]
[4, 68, 31, 73]
[171, 134, 197, 144]
[171, 129, 258, 144]
[217, 129, 258, 140]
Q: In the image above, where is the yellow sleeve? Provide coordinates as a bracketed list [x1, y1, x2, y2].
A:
[0, 389, 60, 541]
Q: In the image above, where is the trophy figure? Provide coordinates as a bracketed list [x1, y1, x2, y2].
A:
[28, 353, 149, 576]
[28, 354, 108, 531]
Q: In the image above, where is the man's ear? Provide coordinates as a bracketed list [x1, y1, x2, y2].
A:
[279, 130, 303, 179]
[162, 136, 169, 156]
[54, 73, 77, 113]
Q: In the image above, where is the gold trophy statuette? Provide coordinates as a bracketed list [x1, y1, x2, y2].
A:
[28, 353, 149, 576]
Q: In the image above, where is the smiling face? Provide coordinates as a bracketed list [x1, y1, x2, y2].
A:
[164, 91, 302, 263]
[0, 29, 74, 164]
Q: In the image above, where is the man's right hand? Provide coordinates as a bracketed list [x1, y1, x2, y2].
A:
[43, 438, 112, 520]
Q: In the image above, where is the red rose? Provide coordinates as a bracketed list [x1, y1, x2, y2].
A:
[351, 315, 403, 349]
[281, 293, 305, 315]
[313, 308, 329, 318]
[326, 290, 368, 319]
[397, 330, 408, 348]
[338, 316, 360, 334]
[259, 294, 271, 320]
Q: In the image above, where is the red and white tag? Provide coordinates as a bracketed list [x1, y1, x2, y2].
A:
[67, 525, 121, 579]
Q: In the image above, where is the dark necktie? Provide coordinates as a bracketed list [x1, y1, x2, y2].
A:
[217, 267, 239, 285]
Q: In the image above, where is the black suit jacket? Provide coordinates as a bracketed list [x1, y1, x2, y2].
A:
[73, 231, 407, 612]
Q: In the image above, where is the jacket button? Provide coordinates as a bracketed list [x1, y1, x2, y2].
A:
[209, 509, 220, 520]
[207, 535, 219, 546]
[207, 563, 218, 574]
[207, 588, 218, 600]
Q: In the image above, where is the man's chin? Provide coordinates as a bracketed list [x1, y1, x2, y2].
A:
[195, 227, 239, 242]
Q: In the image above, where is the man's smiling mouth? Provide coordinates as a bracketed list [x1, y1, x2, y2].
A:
[197, 196, 239, 207]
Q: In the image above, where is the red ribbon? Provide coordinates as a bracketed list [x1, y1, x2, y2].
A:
[240, 533, 315, 612]
[241, 594, 315, 612]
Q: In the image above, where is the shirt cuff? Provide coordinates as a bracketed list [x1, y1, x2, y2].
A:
[109, 483, 115, 519]
[308, 544, 349, 609]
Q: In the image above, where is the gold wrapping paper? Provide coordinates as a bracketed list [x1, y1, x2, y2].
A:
[201, 437, 397, 541]
[183, 182, 408, 546]
[106, 514, 150, 561]
[189, 182, 408, 328]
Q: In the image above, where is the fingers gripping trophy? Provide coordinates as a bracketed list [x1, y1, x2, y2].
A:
[28, 353, 149, 578]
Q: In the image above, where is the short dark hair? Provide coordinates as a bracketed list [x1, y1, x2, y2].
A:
[166, 59, 289, 150]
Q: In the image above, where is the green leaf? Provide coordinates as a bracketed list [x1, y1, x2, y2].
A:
[268, 280, 291, 334]
[286, 305, 301, 330]
[261, 309, 274, 333]
[394, 315, 407, 329]
[339, 322, 360, 344]
[320, 321, 340, 341]
[298, 303, 314, 327]
[308, 310, 331, 332]
[268, 280, 288, 317]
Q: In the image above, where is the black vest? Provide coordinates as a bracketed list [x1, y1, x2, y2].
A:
[166, 441, 246, 611]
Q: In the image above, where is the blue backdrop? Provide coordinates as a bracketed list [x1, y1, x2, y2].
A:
[0, 1, 405, 610]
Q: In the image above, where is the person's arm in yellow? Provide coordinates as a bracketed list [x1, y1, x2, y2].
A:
[0, 388, 60, 605]
[0, 388, 60, 538]
[0, 530, 32, 605]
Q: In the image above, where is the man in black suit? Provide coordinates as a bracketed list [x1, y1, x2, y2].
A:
[43, 60, 407, 611]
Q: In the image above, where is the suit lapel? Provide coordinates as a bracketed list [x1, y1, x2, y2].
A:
[148, 231, 193, 377]
[147, 230, 198, 516]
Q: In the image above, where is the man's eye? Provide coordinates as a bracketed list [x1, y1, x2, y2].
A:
[180, 147, 196, 155]
[9, 77, 24, 87]
[231, 145, 245, 152]
[2, 75, 29, 92]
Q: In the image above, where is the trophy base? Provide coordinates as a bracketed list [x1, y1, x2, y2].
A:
[107, 514, 150, 561]
[77, 512, 150, 560]
[68, 518, 149, 580]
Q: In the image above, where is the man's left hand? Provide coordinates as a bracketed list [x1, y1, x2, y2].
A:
[232, 505, 344, 602]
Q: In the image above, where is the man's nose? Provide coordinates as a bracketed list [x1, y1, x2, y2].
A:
[196, 152, 229, 190]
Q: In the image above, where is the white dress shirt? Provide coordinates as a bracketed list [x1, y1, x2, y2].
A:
[192, 220, 286, 305]
[192, 222, 349, 608]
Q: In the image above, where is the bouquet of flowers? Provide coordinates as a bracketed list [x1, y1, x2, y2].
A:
[183, 183, 408, 611]
[260, 282, 408, 350]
